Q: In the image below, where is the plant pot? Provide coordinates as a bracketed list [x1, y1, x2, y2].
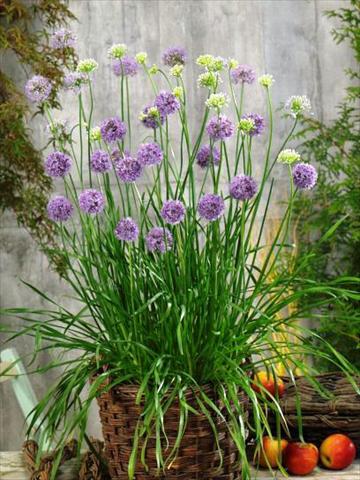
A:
[96, 383, 247, 479]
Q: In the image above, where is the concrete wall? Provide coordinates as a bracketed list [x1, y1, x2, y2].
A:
[0, 0, 356, 450]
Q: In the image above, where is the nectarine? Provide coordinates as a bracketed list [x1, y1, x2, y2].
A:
[284, 442, 319, 475]
[320, 433, 356, 470]
[257, 436, 288, 468]
[252, 370, 285, 397]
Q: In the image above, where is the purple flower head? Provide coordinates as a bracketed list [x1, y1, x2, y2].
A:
[47, 196, 73, 222]
[161, 200, 186, 225]
[241, 113, 265, 137]
[112, 56, 139, 77]
[25, 75, 52, 103]
[137, 142, 163, 167]
[111, 149, 122, 165]
[146, 227, 173, 253]
[63, 72, 87, 94]
[140, 104, 165, 129]
[229, 174, 258, 201]
[115, 217, 139, 242]
[162, 46, 187, 67]
[206, 115, 235, 142]
[292, 163, 318, 190]
[155, 91, 180, 116]
[115, 154, 143, 183]
[45, 151, 72, 177]
[230, 64, 256, 85]
[79, 189, 105, 214]
[198, 193, 225, 222]
[50, 28, 76, 49]
[196, 145, 221, 169]
[90, 150, 112, 173]
[100, 116, 127, 143]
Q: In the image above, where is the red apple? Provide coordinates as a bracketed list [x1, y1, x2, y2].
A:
[252, 370, 285, 397]
[284, 442, 319, 475]
[257, 436, 288, 468]
[320, 434, 356, 470]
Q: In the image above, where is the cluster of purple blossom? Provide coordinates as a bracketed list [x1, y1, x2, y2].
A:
[29, 38, 318, 257]
[140, 91, 180, 130]
[112, 56, 139, 77]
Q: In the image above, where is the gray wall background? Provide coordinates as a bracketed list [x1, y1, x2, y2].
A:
[0, 0, 356, 450]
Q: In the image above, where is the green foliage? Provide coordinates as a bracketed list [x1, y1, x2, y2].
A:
[0, 0, 76, 273]
[293, 0, 360, 369]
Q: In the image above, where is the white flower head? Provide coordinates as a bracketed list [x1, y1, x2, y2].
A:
[197, 71, 219, 89]
[277, 149, 301, 165]
[108, 43, 127, 59]
[258, 74, 274, 88]
[149, 64, 159, 75]
[77, 58, 98, 74]
[173, 86, 183, 100]
[170, 64, 184, 77]
[205, 92, 229, 110]
[237, 118, 255, 135]
[228, 58, 239, 70]
[286, 95, 312, 117]
[196, 54, 225, 72]
[89, 126, 101, 142]
[135, 52, 148, 65]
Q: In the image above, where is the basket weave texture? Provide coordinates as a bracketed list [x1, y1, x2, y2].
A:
[96, 383, 247, 480]
[275, 373, 360, 449]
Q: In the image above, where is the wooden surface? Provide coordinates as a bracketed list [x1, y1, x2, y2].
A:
[1, 452, 359, 479]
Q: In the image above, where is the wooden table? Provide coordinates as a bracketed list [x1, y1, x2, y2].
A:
[1, 451, 359, 479]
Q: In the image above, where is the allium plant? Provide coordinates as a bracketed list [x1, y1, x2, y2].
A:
[3, 42, 359, 480]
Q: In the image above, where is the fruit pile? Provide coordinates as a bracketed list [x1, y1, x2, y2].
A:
[252, 371, 357, 475]
[257, 433, 357, 475]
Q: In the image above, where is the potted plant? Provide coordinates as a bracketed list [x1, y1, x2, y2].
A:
[2, 41, 359, 480]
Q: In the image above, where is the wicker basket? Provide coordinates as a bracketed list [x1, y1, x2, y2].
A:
[96, 383, 247, 480]
[271, 373, 360, 451]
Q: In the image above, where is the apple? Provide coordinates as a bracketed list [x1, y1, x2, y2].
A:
[257, 436, 288, 468]
[320, 434, 356, 470]
[284, 442, 319, 475]
[252, 370, 285, 397]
